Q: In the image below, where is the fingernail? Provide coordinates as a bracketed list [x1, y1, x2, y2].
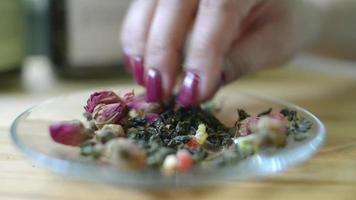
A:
[123, 51, 133, 73]
[177, 71, 200, 107]
[145, 69, 162, 102]
[132, 56, 145, 86]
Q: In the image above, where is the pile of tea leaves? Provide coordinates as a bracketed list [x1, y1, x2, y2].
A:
[48, 90, 313, 174]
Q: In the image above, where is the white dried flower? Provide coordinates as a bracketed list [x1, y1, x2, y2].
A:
[162, 154, 177, 175]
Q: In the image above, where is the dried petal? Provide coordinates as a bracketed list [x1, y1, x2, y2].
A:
[270, 112, 285, 120]
[186, 137, 200, 148]
[195, 124, 208, 145]
[49, 120, 86, 146]
[239, 117, 259, 136]
[127, 95, 161, 114]
[93, 103, 127, 128]
[145, 113, 161, 123]
[256, 116, 287, 146]
[120, 90, 135, 103]
[84, 91, 122, 113]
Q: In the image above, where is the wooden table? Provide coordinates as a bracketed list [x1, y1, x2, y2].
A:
[1, 56, 356, 200]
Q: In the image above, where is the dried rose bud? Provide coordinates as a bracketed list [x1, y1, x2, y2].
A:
[95, 124, 125, 144]
[93, 103, 127, 128]
[120, 90, 135, 103]
[256, 116, 287, 146]
[84, 91, 122, 113]
[270, 112, 285, 121]
[239, 117, 259, 136]
[95, 130, 116, 144]
[127, 95, 161, 115]
[176, 149, 193, 172]
[105, 138, 146, 169]
[49, 120, 86, 146]
[145, 113, 161, 123]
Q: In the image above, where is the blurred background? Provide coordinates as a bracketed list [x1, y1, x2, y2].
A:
[0, 0, 134, 125]
[0, 0, 131, 78]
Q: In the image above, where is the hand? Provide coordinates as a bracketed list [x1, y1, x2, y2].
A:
[121, 0, 321, 106]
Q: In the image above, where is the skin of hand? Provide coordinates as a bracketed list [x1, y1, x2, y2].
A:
[120, 0, 322, 106]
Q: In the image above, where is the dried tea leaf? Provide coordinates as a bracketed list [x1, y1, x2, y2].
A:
[237, 109, 250, 121]
[257, 108, 272, 117]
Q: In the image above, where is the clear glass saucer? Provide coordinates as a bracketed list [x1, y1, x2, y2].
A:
[10, 88, 325, 188]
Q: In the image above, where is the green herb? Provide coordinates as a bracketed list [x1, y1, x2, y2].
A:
[281, 108, 313, 140]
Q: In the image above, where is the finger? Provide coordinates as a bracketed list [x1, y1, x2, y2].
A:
[178, 0, 258, 107]
[121, 0, 158, 85]
[144, 0, 198, 102]
[223, 1, 294, 84]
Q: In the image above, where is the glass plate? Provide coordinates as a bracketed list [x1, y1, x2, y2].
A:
[10, 88, 325, 188]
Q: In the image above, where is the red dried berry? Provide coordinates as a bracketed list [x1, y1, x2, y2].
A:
[186, 137, 199, 148]
[176, 149, 193, 172]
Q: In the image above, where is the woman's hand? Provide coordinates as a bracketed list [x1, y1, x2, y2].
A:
[121, 0, 321, 106]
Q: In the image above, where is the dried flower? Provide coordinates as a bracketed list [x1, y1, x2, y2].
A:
[106, 138, 146, 169]
[195, 124, 208, 145]
[49, 120, 86, 146]
[255, 116, 287, 146]
[127, 95, 161, 115]
[120, 90, 135, 103]
[101, 124, 125, 137]
[145, 113, 161, 123]
[270, 112, 285, 120]
[84, 91, 122, 113]
[239, 117, 259, 136]
[93, 103, 127, 128]
[162, 154, 177, 175]
[176, 149, 193, 172]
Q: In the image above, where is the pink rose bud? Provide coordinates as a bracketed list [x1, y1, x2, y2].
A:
[84, 91, 122, 113]
[239, 117, 259, 136]
[93, 103, 127, 128]
[145, 113, 161, 123]
[127, 95, 145, 110]
[49, 120, 85, 146]
[270, 112, 285, 120]
[120, 90, 135, 103]
[127, 95, 161, 114]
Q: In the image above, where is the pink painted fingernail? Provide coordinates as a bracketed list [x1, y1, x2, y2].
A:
[177, 71, 200, 107]
[145, 69, 162, 102]
[132, 56, 145, 86]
